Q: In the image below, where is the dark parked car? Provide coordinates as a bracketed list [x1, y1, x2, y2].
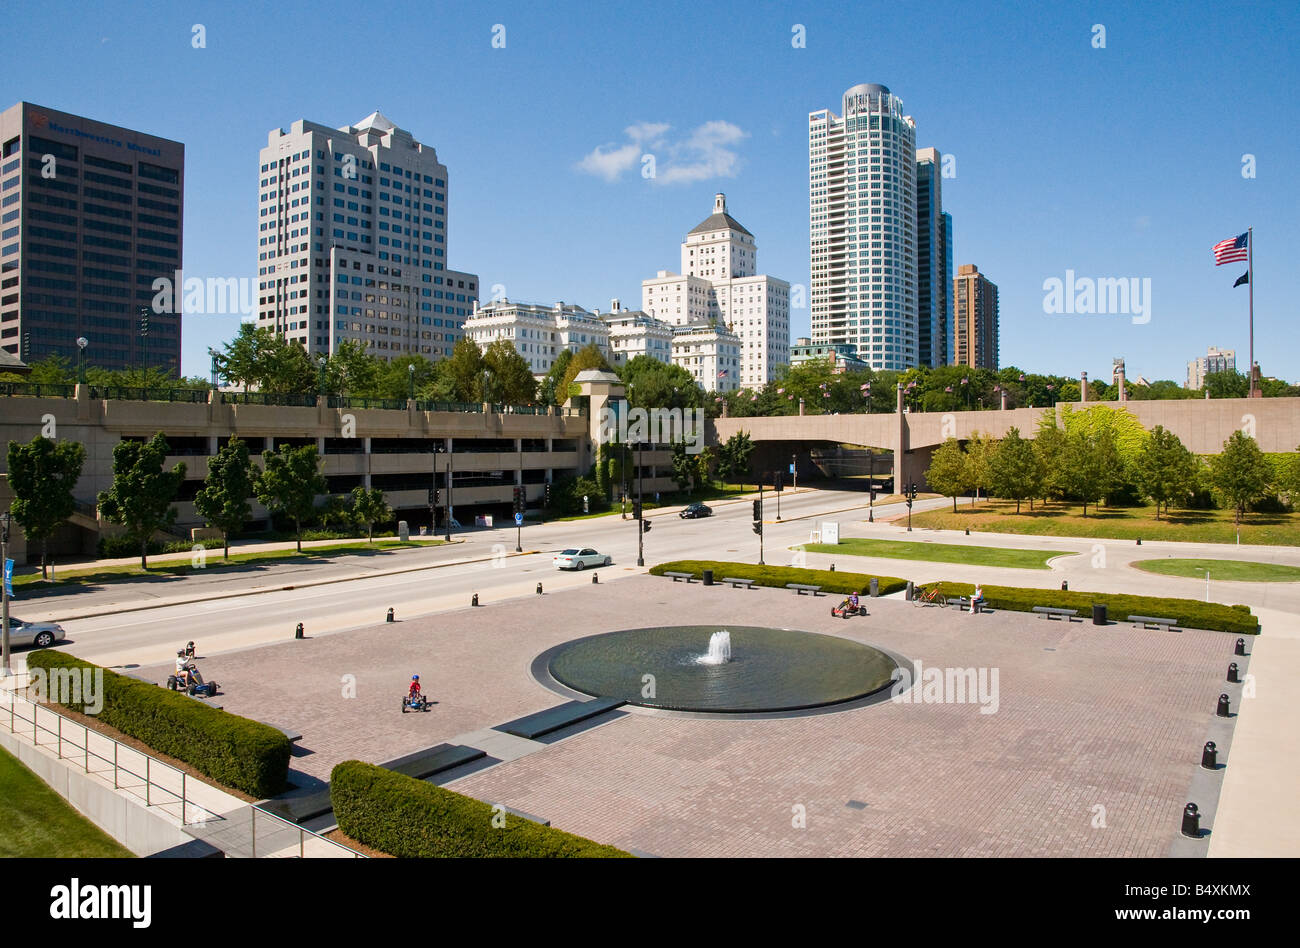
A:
[679, 503, 713, 519]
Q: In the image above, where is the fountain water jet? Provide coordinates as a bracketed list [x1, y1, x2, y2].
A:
[699, 630, 732, 665]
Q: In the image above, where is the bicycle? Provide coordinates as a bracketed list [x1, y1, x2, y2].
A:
[915, 586, 947, 607]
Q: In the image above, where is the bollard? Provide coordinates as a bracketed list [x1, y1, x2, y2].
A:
[830, 563, 835, 572]
[1181, 802, 1201, 838]
[471, 593, 479, 607]
[1216, 693, 1230, 717]
[386, 607, 394, 623]
[536, 583, 543, 595]
[1234, 638, 1246, 656]
[1136, 538, 1142, 545]
[294, 622, 304, 640]
[869, 577, 878, 598]
[1061, 580, 1068, 591]
[964, 528, 969, 536]
[592, 572, 599, 584]
[905, 580, 914, 602]
[1227, 662, 1239, 683]
[1201, 741, 1218, 770]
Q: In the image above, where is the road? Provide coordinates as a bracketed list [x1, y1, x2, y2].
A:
[9, 486, 1298, 671]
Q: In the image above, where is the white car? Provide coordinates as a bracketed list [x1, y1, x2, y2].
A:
[553, 548, 611, 571]
[3, 618, 67, 649]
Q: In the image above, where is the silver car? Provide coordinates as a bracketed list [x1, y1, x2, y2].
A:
[553, 548, 611, 571]
[3, 618, 67, 649]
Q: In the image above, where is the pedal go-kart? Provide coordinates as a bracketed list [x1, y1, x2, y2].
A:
[831, 598, 867, 619]
[401, 692, 431, 713]
[167, 664, 219, 698]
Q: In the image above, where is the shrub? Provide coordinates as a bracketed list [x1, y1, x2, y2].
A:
[96, 536, 224, 557]
[649, 560, 908, 596]
[914, 582, 1259, 635]
[330, 760, 631, 858]
[26, 650, 290, 797]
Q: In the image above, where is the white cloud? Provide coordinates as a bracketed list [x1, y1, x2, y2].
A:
[575, 120, 747, 185]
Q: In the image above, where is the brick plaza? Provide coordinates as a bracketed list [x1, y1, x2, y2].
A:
[142, 575, 1234, 856]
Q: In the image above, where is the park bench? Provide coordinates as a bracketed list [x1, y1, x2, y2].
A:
[664, 571, 696, 583]
[383, 743, 486, 781]
[1033, 606, 1078, 622]
[721, 577, 756, 589]
[1129, 615, 1178, 631]
[787, 583, 823, 596]
[494, 697, 626, 741]
[954, 596, 989, 613]
[259, 722, 303, 744]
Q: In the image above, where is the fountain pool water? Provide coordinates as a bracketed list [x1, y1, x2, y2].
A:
[698, 630, 731, 665]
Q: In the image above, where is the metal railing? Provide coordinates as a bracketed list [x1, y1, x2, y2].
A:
[247, 805, 365, 859]
[0, 382, 77, 398]
[0, 685, 221, 827]
[91, 386, 209, 403]
[220, 391, 318, 407]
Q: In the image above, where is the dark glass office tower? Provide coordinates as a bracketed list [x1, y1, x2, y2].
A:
[0, 102, 184, 373]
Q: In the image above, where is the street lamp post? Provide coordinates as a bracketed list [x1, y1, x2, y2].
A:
[438, 444, 454, 542]
[208, 347, 220, 391]
[636, 442, 645, 567]
[408, 364, 415, 401]
[906, 482, 918, 532]
[1, 511, 12, 677]
[76, 336, 88, 384]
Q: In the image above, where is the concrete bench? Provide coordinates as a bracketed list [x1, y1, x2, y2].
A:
[1129, 615, 1178, 631]
[1033, 606, 1078, 622]
[260, 722, 303, 744]
[954, 596, 988, 613]
[721, 577, 756, 589]
[787, 583, 823, 596]
[664, 571, 696, 583]
[494, 697, 626, 741]
[382, 743, 486, 781]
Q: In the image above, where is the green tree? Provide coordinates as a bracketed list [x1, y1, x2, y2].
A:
[193, 437, 257, 558]
[443, 337, 487, 402]
[671, 441, 695, 491]
[6, 436, 86, 578]
[97, 434, 186, 569]
[1133, 425, 1199, 520]
[716, 431, 754, 485]
[1062, 428, 1122, 516]
[256, 444, 327, 552]
[989, 427, 1041, 513]
[1204, 369, 1250, 399]
[559, 343, 613, 404]
[619, 356, 703, 411]
[963, 432, 996, 505]
[320, 339, 380, 397]
[1033, 412, 1068, 506]
[1209, 430, 1272, 540]
[350, 486, 392, 542]
[924, 438, 970, 512]
[483, 339, 539, 404]
[695, 445, 717, 490]
[539, 349, 573, 406]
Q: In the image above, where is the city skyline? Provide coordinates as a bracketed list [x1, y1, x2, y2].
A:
[0, 0, 1294, 384]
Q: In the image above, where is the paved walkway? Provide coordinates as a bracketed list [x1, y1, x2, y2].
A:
[135, 575, 1255, 856]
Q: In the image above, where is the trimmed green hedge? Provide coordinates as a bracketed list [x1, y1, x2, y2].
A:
[915, 582, 1260, 635]
[26, 650, 290, 797]
[330, 760, 631, 858]
[649, 560, 909, 597]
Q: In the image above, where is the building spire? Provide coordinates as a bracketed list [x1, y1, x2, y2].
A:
[714, 193, 726, 214]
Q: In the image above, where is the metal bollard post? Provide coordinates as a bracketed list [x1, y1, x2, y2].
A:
[592, 573, 599, 584]
[471, 593, 479, 607]
[1216, 693, 1230, 717]
[295, 622, 304, 640]
[386, 607, 395, 623]
[829, 563, 835, 572]
[1227, 663, 1239, 683]
[1136, 538, 1142, 545]
[1201, 741, 1218, 770]
[1181, 802, 1201, 838]
[536, 583, 543, 595]
[1061, 580, 1068, 591]
[1234, 638, 1246, 656]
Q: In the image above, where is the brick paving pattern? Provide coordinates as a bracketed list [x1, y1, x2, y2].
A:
[141, 577, 1231, 855]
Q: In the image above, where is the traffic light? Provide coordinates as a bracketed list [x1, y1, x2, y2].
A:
[774, 471, 783, 492]
[139, 310, 150, 335]
[513, 486, 525, 514]
[752, 499, 762, 522]
[642, 518, 651, 534]
[427, 487, 437, 506]
[544, 482, 552, 507]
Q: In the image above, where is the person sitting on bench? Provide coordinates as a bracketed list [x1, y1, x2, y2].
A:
[969, 585, 986, 615]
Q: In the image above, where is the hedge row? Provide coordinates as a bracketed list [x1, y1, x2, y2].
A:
[915, 582, 1259, 635]
[330, 760, 631, 858]
[649, 560, 909, 597]
[26, 650, 290, 797]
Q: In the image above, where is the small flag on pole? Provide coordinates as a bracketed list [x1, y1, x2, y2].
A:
[1213, 232, 1249, 265]
[1233, 271, 1249, 288]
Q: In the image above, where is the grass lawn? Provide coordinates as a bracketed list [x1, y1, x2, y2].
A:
[802, 537, 1056, 570]
[1132, 558, 1300, 582]
[14, 538, 446, 591]
[909, 499, 1300, 546]
[0, 746, 134, 857]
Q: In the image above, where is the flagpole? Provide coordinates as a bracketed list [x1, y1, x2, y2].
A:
[1247, 226, 1254, 397]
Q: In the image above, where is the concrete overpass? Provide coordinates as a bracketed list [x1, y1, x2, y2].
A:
[713, 391, 1300, 493]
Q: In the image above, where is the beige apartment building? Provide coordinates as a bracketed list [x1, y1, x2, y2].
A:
[952, 263, 999, 370]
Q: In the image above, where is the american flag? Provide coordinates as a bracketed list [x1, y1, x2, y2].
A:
[1213, 232, 1249, 266]
[717, 369, 728, 377]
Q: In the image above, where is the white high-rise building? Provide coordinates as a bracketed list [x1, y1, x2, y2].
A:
[809, 84, 918, 370]
[464, 299, 611, 376]
[605, 301, 673, 367]
[642, 193, 789, 388]
[672, 323, 741, 394]
[257, 112, 478, 361]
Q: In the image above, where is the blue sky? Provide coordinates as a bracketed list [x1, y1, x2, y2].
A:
[3, 0, 1296, 382]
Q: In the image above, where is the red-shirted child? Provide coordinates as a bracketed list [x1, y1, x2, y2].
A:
[408, 675, 422, 699]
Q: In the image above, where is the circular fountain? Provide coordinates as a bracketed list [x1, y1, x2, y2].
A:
[544, 625, 898, 714]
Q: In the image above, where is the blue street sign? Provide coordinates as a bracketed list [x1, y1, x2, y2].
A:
[788, 463, 795, 475]
[3, 558, 12, 597]
[514, 512, 523, 526]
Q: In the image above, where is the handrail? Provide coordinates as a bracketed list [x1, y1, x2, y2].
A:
[249, 803, 366, 859]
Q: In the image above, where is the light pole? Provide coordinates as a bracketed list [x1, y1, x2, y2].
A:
[408, 363, 415, 401]
[636, 442, 645, 567]
[2, 511, 12, 677]
[76, 336, 88, 384]
[906, 482, 917, 532]
[437, 444, 454, 541]
[208, 347, 220, 391]
[138, 306, 149, 387]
